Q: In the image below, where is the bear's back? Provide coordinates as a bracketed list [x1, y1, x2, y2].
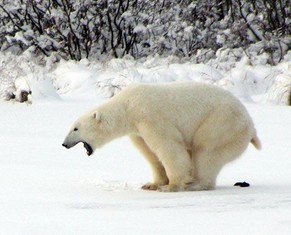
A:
[121, 82, 247, 127]
[124, 82, 239, 108]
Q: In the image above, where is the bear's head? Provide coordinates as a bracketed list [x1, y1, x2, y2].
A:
[62, 110, 114, 156]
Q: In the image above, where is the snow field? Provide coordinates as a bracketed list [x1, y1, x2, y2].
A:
[0, 100, 291, 235]
[0, 51, 290, 234]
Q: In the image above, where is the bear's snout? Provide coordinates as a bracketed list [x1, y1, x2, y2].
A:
[62, 143, 69, 149]
[62, 139, 93, 156]
[62, 135, 78, 149]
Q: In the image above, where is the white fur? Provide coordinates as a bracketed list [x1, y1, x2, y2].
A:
[63, 82, 261, 192]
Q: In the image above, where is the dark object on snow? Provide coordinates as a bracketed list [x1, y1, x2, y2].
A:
[19, 90, 31, 103]
[234, 182, 250, 187]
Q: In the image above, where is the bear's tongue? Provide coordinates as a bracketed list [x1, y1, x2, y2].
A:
[83, 142, 93, 156]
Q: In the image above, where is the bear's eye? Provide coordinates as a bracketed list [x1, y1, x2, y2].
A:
[73, 127, 78, 131]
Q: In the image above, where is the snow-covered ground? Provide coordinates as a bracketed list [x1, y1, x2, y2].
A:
[1, 51, 291, 105]
[1, 98, 291, 235]
[0, 53, 291, 234]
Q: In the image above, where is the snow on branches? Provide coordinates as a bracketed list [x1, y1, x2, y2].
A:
[0, 0, 289, 63]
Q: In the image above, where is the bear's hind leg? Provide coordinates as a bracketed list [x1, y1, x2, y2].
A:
[192, 132, 251, 190]
[191, 148, 221, 191]
[130, 135, 168, 190]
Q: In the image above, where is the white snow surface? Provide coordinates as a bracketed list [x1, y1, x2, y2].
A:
[1, 101, 291, 235]
[0, 51, 290, 104]
[0, 54, 291, 234]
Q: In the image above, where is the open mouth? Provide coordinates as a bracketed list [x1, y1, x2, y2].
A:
[83, 142, 93, 156]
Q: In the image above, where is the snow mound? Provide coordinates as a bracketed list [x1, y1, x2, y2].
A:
[266, 63, 291, 105]
[0, 52, 290, 105]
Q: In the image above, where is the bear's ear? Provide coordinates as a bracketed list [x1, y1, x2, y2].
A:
[93, 111, 102, 123]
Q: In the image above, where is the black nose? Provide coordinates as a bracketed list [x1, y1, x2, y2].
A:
[62, 143, 68, 148]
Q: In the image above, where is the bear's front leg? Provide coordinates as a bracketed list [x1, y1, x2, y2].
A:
[138, 125, 194, 192]
[142, 181, 167, 191]
[130, 135, 169, 191]
[141, 162, 169, 190]
[153, 141, 194, 192]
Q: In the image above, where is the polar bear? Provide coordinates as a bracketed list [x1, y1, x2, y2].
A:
[62, 82, 261, 192]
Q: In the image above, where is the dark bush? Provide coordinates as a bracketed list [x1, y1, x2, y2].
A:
[0, 0, 290, 64]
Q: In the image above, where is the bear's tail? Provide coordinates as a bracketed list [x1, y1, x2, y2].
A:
[250, 133, 262, 150]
